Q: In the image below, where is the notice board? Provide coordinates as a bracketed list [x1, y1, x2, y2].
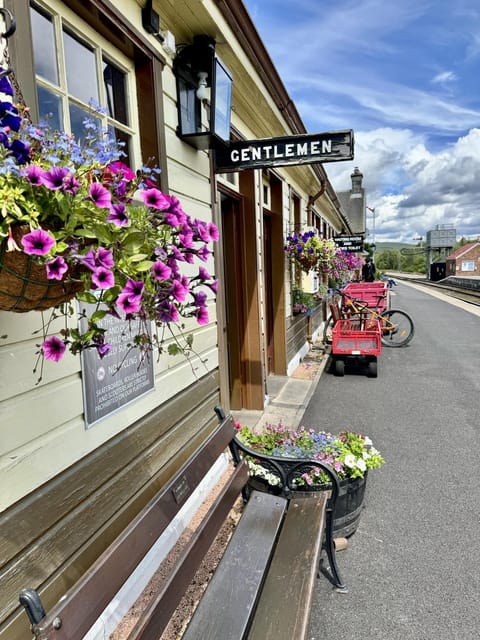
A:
[79, 303, 154, 428]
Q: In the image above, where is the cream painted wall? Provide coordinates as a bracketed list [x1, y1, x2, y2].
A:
[0, 0, 219, 511]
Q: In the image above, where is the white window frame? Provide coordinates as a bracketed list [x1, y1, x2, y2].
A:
[31, 0, 142, 168]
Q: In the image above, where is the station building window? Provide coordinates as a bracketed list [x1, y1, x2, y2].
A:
[30, 0, 139, 168]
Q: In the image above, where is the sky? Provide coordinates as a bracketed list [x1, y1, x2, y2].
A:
[242, 0, 480, 244]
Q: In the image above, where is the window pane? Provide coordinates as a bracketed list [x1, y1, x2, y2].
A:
[30, 6, 59, 85]
[108, 125, 131, 167]
[69, 101, 99, 143]
[103, 60, 128, 125]
[37, 86, 63, 130]
[63, 29, 98, 104]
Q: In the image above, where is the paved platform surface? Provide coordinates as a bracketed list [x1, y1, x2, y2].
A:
[237, 280, 480, 639]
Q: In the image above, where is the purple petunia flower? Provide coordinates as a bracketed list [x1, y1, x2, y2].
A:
[198, 266, 211, 281]
[164, 212, 181, 227]
[0, 75, 14, 96]
[197, 245, 210, 262]
[9, 139, 31, 164]
[140, 187, 170, 210]
[171, 279, 189, 302]
[91, 267, 114, 289]
[81, 247, 97, 271]
[179, 230, 194, 248]
[24, 164, 45, 186]
[122, 279, 144, 300]
[46, 256, 68, 280]
[207, 222, 219, 241]
[95, 247, 114, 269]
[42, 336, 66, 362]
[89, 182, 112, 208]
[21, 228, 55, 256]
[196, 305, 209, 325]
[193, 291, 208, 306]
[157, 301, 179, 323]
[107, 203, 129, 226]
[63, 173, 80, 195]
[152, 260, 172, 281]
[42, 166, 69, 190]
[96, 342, 111, 358]
[116, 293, 142, 314]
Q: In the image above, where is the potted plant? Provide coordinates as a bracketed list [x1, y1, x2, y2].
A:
[0, 68, 218, 374]
[234, 421, 385, 537]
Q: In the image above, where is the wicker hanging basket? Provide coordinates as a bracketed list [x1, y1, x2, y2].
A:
[0, 225, 84, 312]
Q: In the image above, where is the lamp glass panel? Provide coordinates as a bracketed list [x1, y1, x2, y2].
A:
[178, 75, 198, 135]
[212, 58, 232, 142]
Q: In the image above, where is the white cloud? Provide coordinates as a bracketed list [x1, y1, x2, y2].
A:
[326, 128, 480, 242]
[431, 71, 457, 84]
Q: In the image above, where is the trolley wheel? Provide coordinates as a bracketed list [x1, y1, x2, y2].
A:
[367, 357, 378, 378]
[334, 358, 345, 377]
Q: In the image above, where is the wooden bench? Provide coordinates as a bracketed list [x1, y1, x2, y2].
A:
[19, 407, 345, 640]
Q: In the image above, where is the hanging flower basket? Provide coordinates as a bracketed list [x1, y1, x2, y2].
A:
[0, 225, 83, 312]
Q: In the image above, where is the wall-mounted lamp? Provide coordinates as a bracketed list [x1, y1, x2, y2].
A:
[173, 35, 233, 150]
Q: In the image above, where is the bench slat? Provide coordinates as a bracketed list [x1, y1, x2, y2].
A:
[182, 490, 288, 640]
[127, 460, 249, 640]
[247, 494, 327, 640]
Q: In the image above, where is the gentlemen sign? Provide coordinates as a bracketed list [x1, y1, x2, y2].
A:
[334, 235, 364, 252]
[214, 129, 354, 173]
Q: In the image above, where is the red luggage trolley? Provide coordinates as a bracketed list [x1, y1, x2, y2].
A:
[331, 317, 382, 377]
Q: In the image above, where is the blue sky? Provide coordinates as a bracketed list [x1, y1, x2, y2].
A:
[242, 0, 480, 243]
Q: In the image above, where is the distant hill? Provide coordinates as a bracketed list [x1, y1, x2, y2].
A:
[374, 242, 413, 251]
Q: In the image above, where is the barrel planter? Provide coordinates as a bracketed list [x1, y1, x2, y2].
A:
[247, 472, 368, 538]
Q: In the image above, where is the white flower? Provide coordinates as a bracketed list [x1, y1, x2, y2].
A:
[356, 457, 367, 472]
[364, 436, 372, 446]
[344, 454, 356, 468]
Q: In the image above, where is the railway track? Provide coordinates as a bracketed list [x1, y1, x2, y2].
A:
[392, 274, 480, 307]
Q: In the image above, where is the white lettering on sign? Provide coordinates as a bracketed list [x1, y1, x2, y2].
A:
[228, 139, 334, 164]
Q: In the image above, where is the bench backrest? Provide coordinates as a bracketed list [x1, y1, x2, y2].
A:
[20, 413, 241, 640]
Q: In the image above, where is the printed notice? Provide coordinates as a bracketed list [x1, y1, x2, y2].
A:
[79, 304, 155, 428]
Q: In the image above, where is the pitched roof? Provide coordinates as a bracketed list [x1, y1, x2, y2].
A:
[446, 242, 480, 260]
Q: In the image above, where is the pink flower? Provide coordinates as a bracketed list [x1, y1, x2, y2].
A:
[89, 182, 112, 208]
[122, 279, 144, 300]
[140, 187, 170, 210]
[196, 305, 209, 325]
[152, 260, 172, 280]
[107, 203, 129, 226]
[92, 267, 114, 289]
[46, 256, 68, 280]
[42, 336, 66, 362]
[171, 279, 189, 302]
[21, 228, 55, 255]
[116, 293, 142, 314]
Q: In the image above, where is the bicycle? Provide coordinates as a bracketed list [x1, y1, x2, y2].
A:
[323, 288, 415, 348]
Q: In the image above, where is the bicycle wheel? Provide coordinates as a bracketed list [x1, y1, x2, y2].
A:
[380, 309, 414, 347]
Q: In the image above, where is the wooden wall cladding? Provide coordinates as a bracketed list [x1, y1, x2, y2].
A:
[0, 372, 220, 640]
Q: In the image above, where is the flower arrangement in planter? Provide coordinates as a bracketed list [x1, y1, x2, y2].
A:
[234, 421, 385, 537]
[291, 288, 323, 316]
[235, 421, 385, 488]
[0, 69, 218, 371]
